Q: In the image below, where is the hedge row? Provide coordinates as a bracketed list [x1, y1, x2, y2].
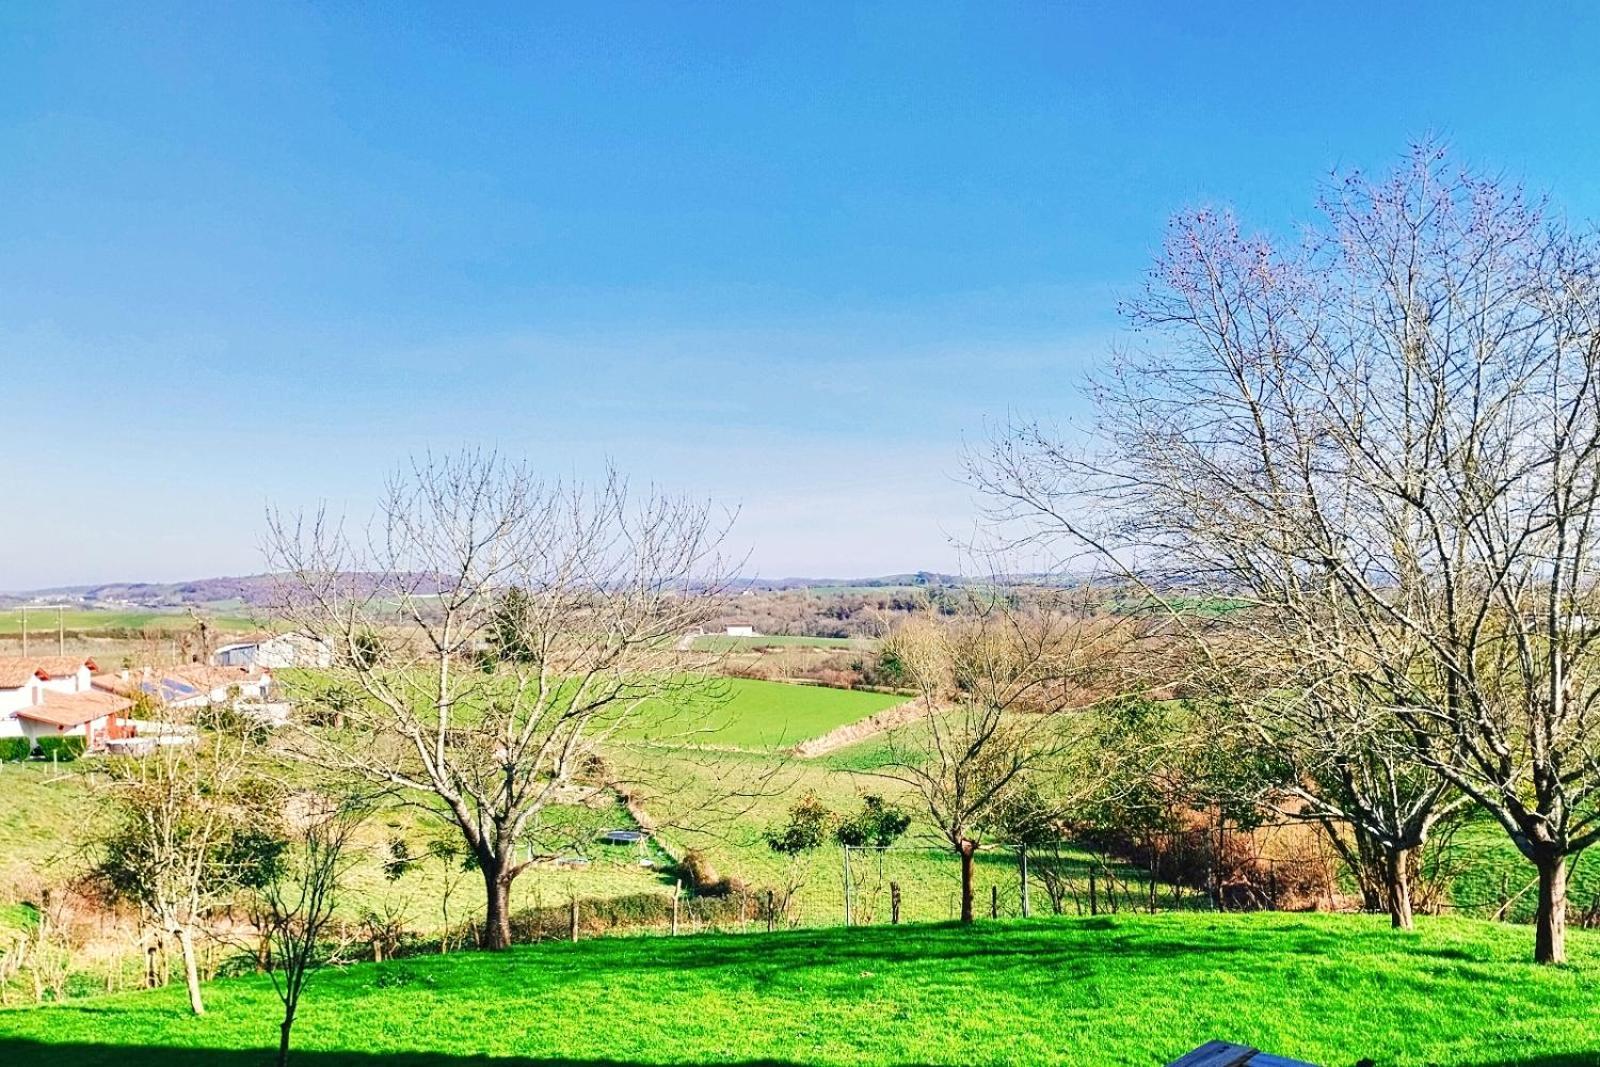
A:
[0, 736, 87, 762]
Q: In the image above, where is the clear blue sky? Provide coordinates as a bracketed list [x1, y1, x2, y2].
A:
[4, 3, 1600, 588]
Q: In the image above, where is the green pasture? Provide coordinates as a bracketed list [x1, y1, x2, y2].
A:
[616, 677, 906, 751]
[2, 913, 1597, 1066]
[0, 610, 256, 635]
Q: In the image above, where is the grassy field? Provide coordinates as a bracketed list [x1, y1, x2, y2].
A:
[1438, 817, 1600, 922]
[0, 610, 256, 635]
[1, 912, 1596, 1066]
[617, 677, 906, 750]
[0, 761, 101, 890]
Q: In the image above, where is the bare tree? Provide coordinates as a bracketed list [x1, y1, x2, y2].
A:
[1224, 648, 1467, 929]
[975, 144, 1600, 962]
[91, 709, 272, 1013]
[257, 792, 366, 1067]
[878, 593, 1131, 923]
[266, 451, 735, 950]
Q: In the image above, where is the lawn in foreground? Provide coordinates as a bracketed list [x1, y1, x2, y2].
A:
[3, 912, 1595, 1067]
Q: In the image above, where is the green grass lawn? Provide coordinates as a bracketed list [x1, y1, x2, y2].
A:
[617, 678, 906, 751]
[1, 913, 1596, 1066]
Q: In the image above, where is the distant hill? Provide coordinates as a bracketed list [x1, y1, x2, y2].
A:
[1, 570, 1052, 611]
[737, 572, 965, 592]
[1, 573, 445, 610]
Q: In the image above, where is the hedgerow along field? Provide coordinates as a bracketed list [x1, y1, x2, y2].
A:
[690, 633, 875, 652]
[2, 913, 1596, 1067]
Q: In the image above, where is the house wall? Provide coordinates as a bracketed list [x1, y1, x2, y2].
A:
[0, 667, 91, 739]
[0, 687, 31, 738]
[216, 645, 255, 667]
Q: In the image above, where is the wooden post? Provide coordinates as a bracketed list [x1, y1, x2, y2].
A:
[842, 846, 853, 926]
[1268, 866, 1278, 911]
[1089, 868, 1098, 916]
[990, 885, 999, 920]
[890, 882, 901, 925]
[1019, 847, 1031, 919]
[671, 879, 681, 936]
[569, 897, 579, 943]
[766, 889, 775, 932]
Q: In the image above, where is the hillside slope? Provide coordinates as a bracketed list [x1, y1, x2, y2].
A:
[2, 913, 1596, 1067]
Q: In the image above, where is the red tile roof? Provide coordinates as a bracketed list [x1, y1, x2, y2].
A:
[0, 657, 98, 688]
[14, 688, 132, 728]
[92, 665, 268, 700]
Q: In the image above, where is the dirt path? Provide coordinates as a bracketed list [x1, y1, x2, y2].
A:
[787, 698, 923, 759]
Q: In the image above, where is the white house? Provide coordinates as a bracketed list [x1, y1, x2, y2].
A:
[0, 657, 134, 750]
[214, 634, 332, 669]
[725, 625, 759, 638]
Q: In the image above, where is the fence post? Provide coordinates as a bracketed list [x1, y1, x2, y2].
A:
[1019, 847, 1031, 919]
[842, 846, 853, 927]
[990, 885, 999, 919]
[569, 897, 579, 943]
[671, 880, 681, 936]
[891, 882, 901, 925]
[766, 889, 775, 932]
[1089, 868, 1098, 916]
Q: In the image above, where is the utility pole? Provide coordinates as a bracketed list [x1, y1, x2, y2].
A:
[57, 606, 64, 656]
[19, 606, 27, 657]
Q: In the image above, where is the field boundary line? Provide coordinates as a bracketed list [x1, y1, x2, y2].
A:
[787, 699, 922, 759]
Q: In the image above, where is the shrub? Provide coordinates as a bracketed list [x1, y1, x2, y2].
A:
[677, 849, 737, 897]
[0, 737, 30, 762]
[34, 736, 86, 762]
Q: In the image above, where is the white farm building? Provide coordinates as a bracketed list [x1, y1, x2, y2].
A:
[214, 634, 332, 669]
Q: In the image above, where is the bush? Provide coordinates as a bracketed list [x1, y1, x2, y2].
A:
[677, 849, 739, 897]
[0, 737, 30, 762]
[34, 736, 86, 762]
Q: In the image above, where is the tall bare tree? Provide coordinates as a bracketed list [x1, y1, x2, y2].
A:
[975, 144, 1600, 962]
[879, 593, 1131, 922]
[265, 452, 734, 950]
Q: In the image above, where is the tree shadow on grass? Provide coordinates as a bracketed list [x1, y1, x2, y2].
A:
[0, 1041, 939, 1067]
[489, 919, 1344, 982]
[4, 1040, 1598, 1067]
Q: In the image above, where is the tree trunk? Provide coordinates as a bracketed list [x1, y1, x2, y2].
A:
[958, 838, 976, 924]
[277, 1009, 296, 1067]
[175, 926, 205, 1015]
[480, 865, 514, 950]
[1534, 854, 1568, 965]
[1384, 847, 1415, 931]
